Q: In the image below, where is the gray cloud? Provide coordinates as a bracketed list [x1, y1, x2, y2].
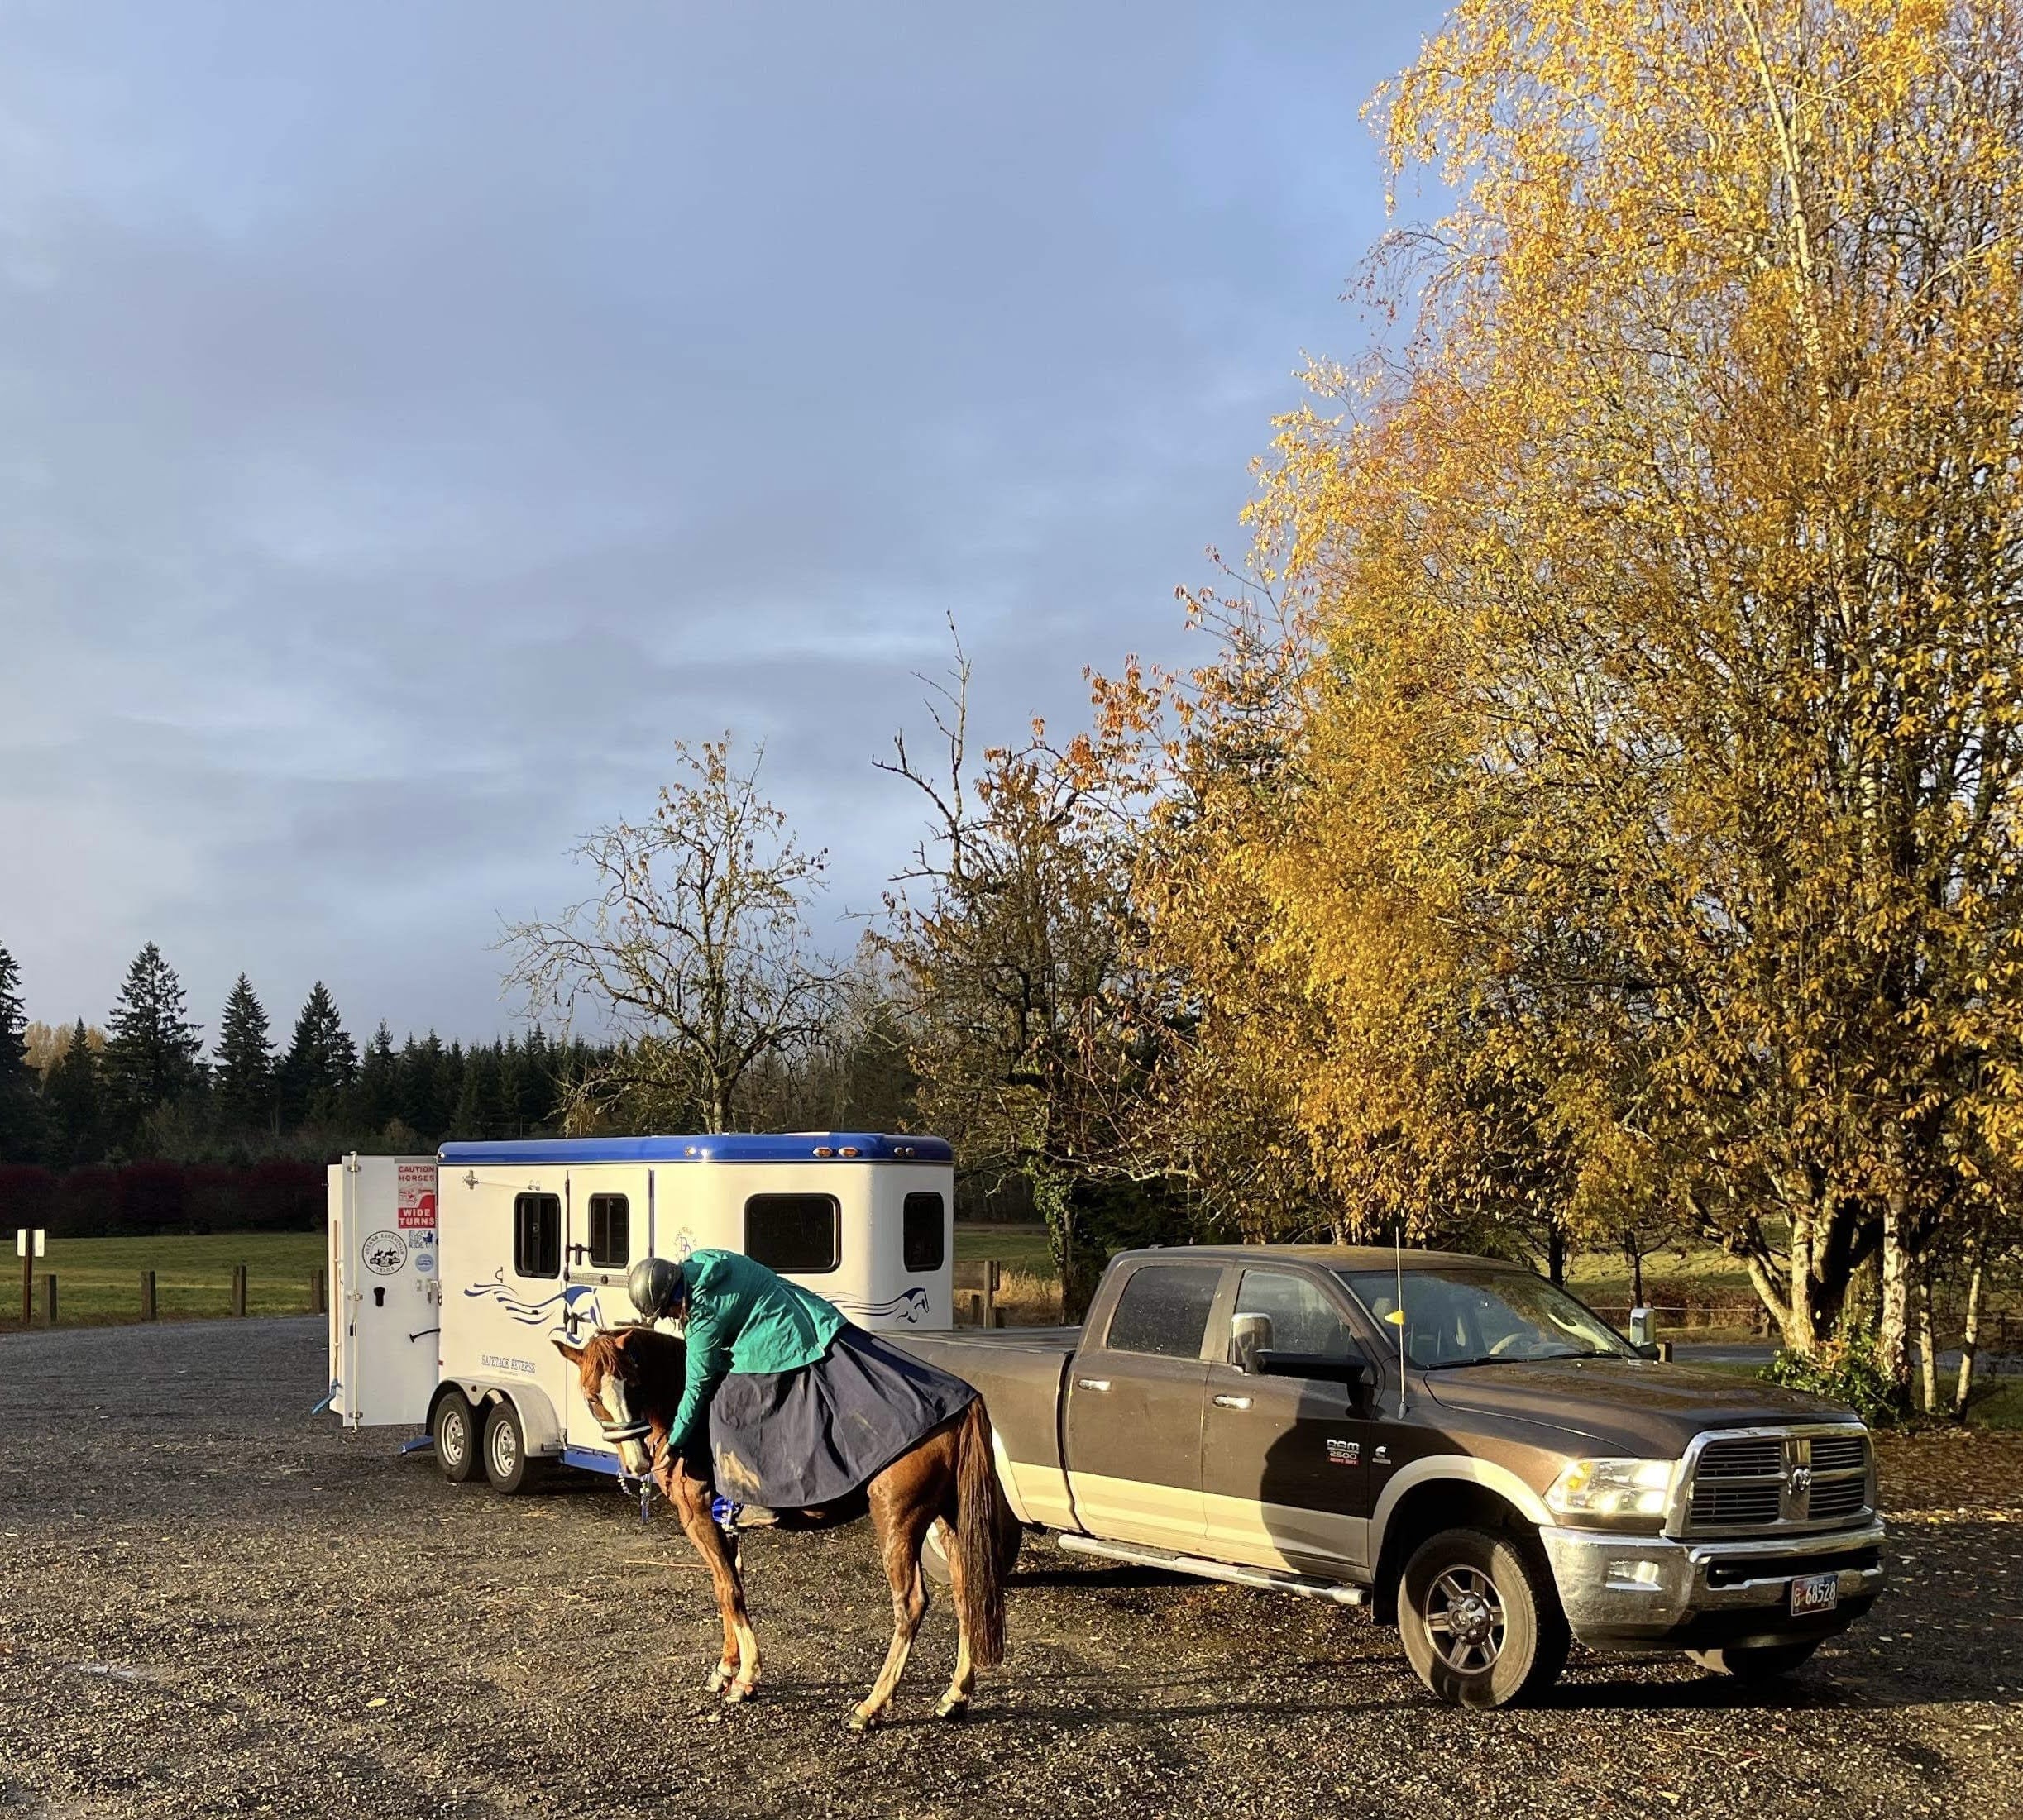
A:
[0, 0, 1437, 1042]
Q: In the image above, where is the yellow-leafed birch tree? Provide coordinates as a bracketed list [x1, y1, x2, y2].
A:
[1179, 0, 2023, 1397]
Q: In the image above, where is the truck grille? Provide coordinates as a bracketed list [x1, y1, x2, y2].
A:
[1679, 1427, 1872, 1536]
[1691, 1482, 1784, 1526]
[1696, 1437, 1784, 1479]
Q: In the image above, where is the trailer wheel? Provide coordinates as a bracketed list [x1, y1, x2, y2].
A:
[481, 1397, 542, 1494]
[1398, 1526, 1568, 1708]
[432, 1390, 480, 1484]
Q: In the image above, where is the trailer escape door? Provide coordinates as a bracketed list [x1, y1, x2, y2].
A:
[329, 1154, 440, 1428]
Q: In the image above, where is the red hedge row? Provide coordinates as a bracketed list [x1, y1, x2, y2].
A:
[0, 1161, 325, 1239]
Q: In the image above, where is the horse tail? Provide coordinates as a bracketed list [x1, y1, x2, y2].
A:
[953, 1397, 1009, 1669]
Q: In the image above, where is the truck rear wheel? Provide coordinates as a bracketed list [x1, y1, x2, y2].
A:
[432, 1389, 480, 1484]
[1690, 1640, 1820, 1680]
[921, 1516, 1022, 1588]
[1399, 1526, 1569, 1708]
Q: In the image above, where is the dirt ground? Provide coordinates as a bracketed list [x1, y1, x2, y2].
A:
[1, 1318, 2018, 1820]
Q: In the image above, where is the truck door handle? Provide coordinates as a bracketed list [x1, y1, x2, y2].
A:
[1212, 1394, 1252, 1410]
[1076, 1378, 1111, 1392]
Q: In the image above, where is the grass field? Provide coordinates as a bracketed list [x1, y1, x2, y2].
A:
[0, 1232, 327, 1329]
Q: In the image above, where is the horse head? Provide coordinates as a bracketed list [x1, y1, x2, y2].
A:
[552, 1326, 683, 1478]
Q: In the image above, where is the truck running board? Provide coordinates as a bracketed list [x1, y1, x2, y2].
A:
[1055, 1532, 1368, 1607]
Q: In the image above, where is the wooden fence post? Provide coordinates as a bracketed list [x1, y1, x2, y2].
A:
[952, 1259, 1004, 1327]
[42, 1274, 55, 1326]
[311, 1267, 326, 1315]
[140, 1269, 156, 1321]
[232, 1263, 248, 1318]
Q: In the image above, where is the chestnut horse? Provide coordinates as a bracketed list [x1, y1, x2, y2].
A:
[555, 1326, 1015, 1729]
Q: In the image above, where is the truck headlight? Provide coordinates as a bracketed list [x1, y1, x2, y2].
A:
[1546, 1457, 1675, 1525]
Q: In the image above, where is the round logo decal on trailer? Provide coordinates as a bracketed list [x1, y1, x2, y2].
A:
[361, 1230, 408, 1276]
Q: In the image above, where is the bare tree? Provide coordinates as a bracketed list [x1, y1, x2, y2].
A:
[504, 740, 834, 1134]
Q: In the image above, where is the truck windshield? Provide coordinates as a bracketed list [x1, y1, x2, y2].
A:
[1337, 1268, 1633, 1369]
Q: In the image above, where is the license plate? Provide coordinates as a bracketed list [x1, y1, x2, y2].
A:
[1790, 1572, 1839, 1616]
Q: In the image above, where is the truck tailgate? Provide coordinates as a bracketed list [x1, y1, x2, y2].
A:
[891, 1330, 1076, 1491]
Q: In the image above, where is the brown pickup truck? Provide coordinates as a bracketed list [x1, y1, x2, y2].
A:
[897, 1244, 1884, 1707]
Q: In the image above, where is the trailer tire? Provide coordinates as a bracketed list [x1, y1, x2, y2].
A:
[432, 1389, 481, 1484]
[1398, 1526, 1568, 1709]
[481, 1397, 543, 1495]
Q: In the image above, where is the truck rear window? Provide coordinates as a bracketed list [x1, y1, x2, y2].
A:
[1103, 1264, 1221, 1359]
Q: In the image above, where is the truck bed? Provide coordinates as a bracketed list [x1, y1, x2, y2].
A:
[891, 1327, 1081, 1489]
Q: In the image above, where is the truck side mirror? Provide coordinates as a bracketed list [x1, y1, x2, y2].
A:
[1230, 1312, 1274, 1375]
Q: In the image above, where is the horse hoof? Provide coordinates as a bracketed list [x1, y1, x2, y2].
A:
[847, 1709, 873, 1734]
[724, 1681, 757, 1706]
[705, 1666, 730, 1694]
[935, 1697, 969, 1722]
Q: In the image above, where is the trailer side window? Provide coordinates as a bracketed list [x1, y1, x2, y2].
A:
[744, 1194, 839, 1275]
[586, 1193, 630, 1269]
[514, 1193, 562, 1278]
[902, 1192, 945, 1273]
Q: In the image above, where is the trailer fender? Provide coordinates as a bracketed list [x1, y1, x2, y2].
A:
[462, 1380, 565, 1458]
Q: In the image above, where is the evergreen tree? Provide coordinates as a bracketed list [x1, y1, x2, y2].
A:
[0, 941, 45, 1162]
[102, 942, 203, 1144]
[397, 1031, 447, 1139]
[213, 974, 276, 1134]
[44, 1020, 101, 1165]
[280, 982, 357, 1127]
[352, 1021, 400, 1132]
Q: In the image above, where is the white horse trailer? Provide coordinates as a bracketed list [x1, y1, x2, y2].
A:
[327, 1133, 956, 1492]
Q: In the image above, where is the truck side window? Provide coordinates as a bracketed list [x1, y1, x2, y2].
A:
[1233, 1270, 1356, 1360]
[745, 1193, 841, 1274]
[1103, 1264, 1222, 1359]
[586, 1193, 629, 1269]
[514, 1192, 561, 1278]
[902, 1192, 945, 1273]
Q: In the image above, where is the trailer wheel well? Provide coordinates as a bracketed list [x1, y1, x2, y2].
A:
[1370, 1481, 1535, 1626]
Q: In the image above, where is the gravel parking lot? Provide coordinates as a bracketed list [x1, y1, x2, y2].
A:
[2, 1317, 2018, 1820]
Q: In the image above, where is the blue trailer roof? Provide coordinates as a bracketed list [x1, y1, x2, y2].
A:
[436, 1132, 953, 1167]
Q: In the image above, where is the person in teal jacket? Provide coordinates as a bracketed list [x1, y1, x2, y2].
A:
[625, 1249, 971, 1512]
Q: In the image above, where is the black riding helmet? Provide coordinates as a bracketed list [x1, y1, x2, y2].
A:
[627, 1255, 688, 1322]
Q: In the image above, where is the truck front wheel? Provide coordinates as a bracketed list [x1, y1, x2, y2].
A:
[1399, 1526, 1569, 1708]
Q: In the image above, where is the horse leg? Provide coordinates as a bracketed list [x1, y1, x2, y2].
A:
[849, 1483, 934, 1732]
[670, 1477, 758, 1700]
[935, 1510, 975, 1720]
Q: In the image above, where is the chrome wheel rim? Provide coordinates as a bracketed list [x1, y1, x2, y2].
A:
[1423, 1565, 1505, 1674]
[491, 1421, 516, 1478]
[442, 1413, 466, 1465]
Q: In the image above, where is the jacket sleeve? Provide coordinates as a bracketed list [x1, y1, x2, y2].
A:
[664, 1290, 734, 1458]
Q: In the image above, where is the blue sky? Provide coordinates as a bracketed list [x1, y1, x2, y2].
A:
[0, 0, 1440, 1043]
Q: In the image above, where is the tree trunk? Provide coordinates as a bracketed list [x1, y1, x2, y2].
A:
[1915, 1273, 1939, 1416]
[1954, 1219, 1987, 1421]
[1877, 1124, 1912, 1404]
[1547, 1217, 1565, 1289]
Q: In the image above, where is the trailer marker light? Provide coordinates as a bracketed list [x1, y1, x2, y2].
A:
[839, 1145, 861, 1158]
[814, 1146, 835, 1158]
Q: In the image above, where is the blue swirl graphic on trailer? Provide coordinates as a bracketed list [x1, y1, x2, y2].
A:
[828, 1286, 932, 1326]
[463, 1273, 607, 1330]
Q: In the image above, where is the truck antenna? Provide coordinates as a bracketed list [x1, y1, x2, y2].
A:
[1394, 1222, 1408, 1416]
